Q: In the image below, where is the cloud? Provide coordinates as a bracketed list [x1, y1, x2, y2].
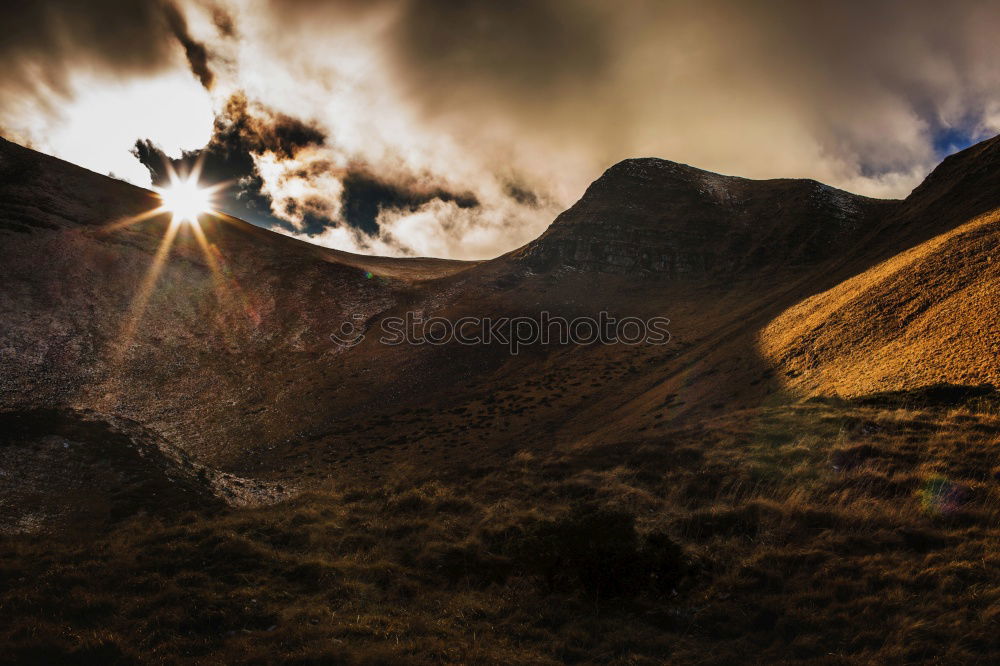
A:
[0, 0, 173, 94]
[374, 0, 993, 199]
[133, 92, 327, 219]
[8, 0, 1000, 257]
[254, 148, 345, 230]
[130, 90, 499, 254]
[0, 0, 219, 185]
[279, 196, 551, 260]
[0, 0, 216, 93]
[332, 167, 479, 237]
[162, 1, 215, 89]
[389, 0, 611, 102]
[232, 0, 1000, 258]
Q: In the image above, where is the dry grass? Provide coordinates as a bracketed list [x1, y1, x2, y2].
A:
[761, 207, 1000, 397]
[3, 398, 1000, 664]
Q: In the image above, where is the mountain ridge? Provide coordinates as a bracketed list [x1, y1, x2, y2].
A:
[513, 155, 891, 277]
[3, 133, 1000, 486]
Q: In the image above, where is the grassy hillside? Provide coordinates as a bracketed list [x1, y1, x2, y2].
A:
[4, 394, 1000, 664]
[5, 135, 1000, 663]
[762, 208, 1000, 397]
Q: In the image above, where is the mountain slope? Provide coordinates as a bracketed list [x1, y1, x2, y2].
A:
[5, 135, 1000, 663]
[4, 133, 1000, 490]
[512, 157, 889, 277]
[762, 206, 1000, 397]
[760, 136, 1000, 398]
[0, 136, 477, 469]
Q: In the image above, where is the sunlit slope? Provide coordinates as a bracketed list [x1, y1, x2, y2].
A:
[762, 207, 1000, 397]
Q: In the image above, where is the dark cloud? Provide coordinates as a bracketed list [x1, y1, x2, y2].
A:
[0, 0, 172, 92]
[133, 93, 326, 224]
[162, 1, 214, 89]
[503, 182, 541, 208]
[210, 5, 236, 37]
[0, 0, 215, 93]
[134, 93, 480, 237]
[389, 0, 610, 109]
[212, 93, 327, 160]
[340, 168, 478, 235]
[132, 136, 273, 226]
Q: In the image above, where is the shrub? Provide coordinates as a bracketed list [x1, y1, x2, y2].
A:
[500, 504, 686, 598]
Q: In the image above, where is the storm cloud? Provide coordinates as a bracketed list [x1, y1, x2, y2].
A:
[134, 93, 482, 241]
[0, 0, 214, 93]
[5, 0, 1000, 258]
[162, 1, 215, 89]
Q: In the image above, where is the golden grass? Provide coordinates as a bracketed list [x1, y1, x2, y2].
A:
[761, 208, 1000, 398]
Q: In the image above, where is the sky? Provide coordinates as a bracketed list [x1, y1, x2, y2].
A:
[3, 0, 1000, 260]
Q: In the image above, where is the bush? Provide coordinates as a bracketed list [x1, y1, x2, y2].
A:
[500, 505, 686, 598]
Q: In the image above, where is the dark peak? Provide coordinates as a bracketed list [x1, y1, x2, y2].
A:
[897, 131, 1000, 226]
[515, 133, 1000, 278]
[596, 157, 742, 189]
[604, 156, 706, 176]
[572, 157, 752, 215]
[516, 153, 878, 278]
[593, 156, 869, 203]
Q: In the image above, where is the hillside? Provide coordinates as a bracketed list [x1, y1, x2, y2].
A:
[5, 131, 1000, 486]
[3, 134, 1000, 662]
[762, 137, 1000, 399]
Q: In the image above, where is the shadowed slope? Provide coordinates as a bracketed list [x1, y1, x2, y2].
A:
[0, 137, 476, 468]
[5, 133, 1000, 487]
[512, 157, 890, 277]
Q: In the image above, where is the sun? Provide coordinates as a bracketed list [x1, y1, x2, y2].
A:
[155, 174, 215, 224]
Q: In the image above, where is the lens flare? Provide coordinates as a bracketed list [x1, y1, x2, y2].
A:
[919, 476, 971, 516]
[156, 177, 213, 223]
[153, 160, 222, 224]
[103, 155, 238, 364]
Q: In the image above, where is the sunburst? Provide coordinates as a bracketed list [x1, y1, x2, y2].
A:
[152, 159, 227, 224]
[105, 157, 241, 362]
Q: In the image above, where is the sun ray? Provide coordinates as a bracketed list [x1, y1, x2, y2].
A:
[101, 196, 170, 233]
[187, 216, 246, 349]
[103, 160, 238, 366]
[190, 214, 262, 332]
[112, 216, 183, 362]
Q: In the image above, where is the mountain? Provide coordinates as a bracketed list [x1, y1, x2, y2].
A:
[5, 133, 1000, 480]
[0, 136, 474, 470]
[514, 157, 887, 277]
[6, 131, 1000, 487]
[4, 134, 1000, 663]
